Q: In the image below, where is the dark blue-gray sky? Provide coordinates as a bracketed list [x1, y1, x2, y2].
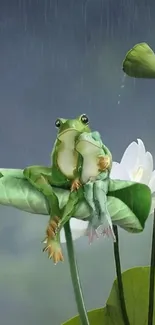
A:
[0, 0, 155, 324]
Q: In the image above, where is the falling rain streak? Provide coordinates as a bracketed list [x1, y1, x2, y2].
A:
[117, 74, 126, 105]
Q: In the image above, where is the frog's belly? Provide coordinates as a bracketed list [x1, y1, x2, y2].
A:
[81, 157, 99, 183]
[57, 149, 78, 179]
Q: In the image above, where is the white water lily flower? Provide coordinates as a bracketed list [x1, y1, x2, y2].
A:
[110, 139, 155, 214]
[111, 139, 154, 185]
[60, 139, 155, 243]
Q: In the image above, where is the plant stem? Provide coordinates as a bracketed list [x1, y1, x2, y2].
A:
[113, 225, 130, 325]
[64, 221, 90, 325]
[148, 209, 155, 325]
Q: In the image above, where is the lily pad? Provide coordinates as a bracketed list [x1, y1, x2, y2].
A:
[122, 43, 155, 78]
[62, 266, 154, 325]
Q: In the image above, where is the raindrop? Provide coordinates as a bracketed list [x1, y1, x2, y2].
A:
[117, 73, 126, 105]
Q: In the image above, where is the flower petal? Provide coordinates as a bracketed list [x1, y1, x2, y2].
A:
[60, 218, 89, 243]
[120, 141, 139, 171]
[138, 151, 154, 185]
[149, 170, 155, 193]
[137, 139, 146, 164]
[110, 162, 130, 180]
[145, 151, 153, 172]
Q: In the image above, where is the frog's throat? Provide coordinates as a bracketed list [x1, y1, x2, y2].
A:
[58, 129, 80, 147]
[76, 140, 101, 154]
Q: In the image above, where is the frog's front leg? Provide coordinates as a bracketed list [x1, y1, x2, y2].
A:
[23, 165, 61, 235]
[71, 178, 82, 191]
[97, 155, 111, 172]
[71, 154, 83, 192]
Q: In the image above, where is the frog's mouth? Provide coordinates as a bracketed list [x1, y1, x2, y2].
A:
[58, 129, 80, 147]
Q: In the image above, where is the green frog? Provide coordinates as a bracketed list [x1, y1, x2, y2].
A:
[53, 130, 115, 245]
[23, 114, 91, 262]
[75, 131, 116, 242]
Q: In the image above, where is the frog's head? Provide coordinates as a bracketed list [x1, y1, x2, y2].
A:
[76, 131, 102, 155]
[56, 114, 91, 146]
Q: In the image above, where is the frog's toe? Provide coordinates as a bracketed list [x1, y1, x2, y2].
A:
[96, 224, 116, 242]
[71, 178, 82, 192]
[97, 156, 110, 171]
[49, 249, 64, 264]
[43, 239, 64, 264]
[86, 226, 99, 244]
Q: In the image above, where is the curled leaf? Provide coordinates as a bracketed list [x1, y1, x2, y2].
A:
[123, 43, 155, 78]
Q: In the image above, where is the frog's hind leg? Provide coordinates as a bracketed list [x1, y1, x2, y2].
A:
[54, 190, 80, 235]
[42, 215, 65, 264]
[85, 223, 99, 244]
[43, 190, 81, 263]
[83, 181, 100, 243]
[23, 165, 61, 230]
[93, 180, 116, 241]
[23, 166, 65, 263]
[83, 182, 97, 214]
[42, 231, 64, 264]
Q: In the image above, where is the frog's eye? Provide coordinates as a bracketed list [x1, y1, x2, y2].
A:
[55, 119, 61, 128]
[80, 114, 89, 125]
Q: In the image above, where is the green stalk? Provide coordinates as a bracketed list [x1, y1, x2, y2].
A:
[64, 221, 90, 325]
[113, 225, 130, 325]
[148, 209, 155, 325]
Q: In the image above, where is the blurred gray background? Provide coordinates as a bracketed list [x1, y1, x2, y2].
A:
[0, 0, 154, 324]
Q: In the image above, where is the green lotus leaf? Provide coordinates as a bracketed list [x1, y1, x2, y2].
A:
[62, 266, 154, 325]
[122, 42, 155, 78]
[61, 307, 111, 325]
[0, 172, 151, 233]
[107, 266, 154, 324]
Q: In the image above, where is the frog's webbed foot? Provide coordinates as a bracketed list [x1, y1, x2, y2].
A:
[71, 178, 82, 192]
[86, 210, 116, 243]
[42, 216, 64, 263]
[96, 224, 116, 242]
[42, 237, 64, 264]
[96, 210, 116, 242]
[85, 224, 99, 244]
[97, 156, 111, 171]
